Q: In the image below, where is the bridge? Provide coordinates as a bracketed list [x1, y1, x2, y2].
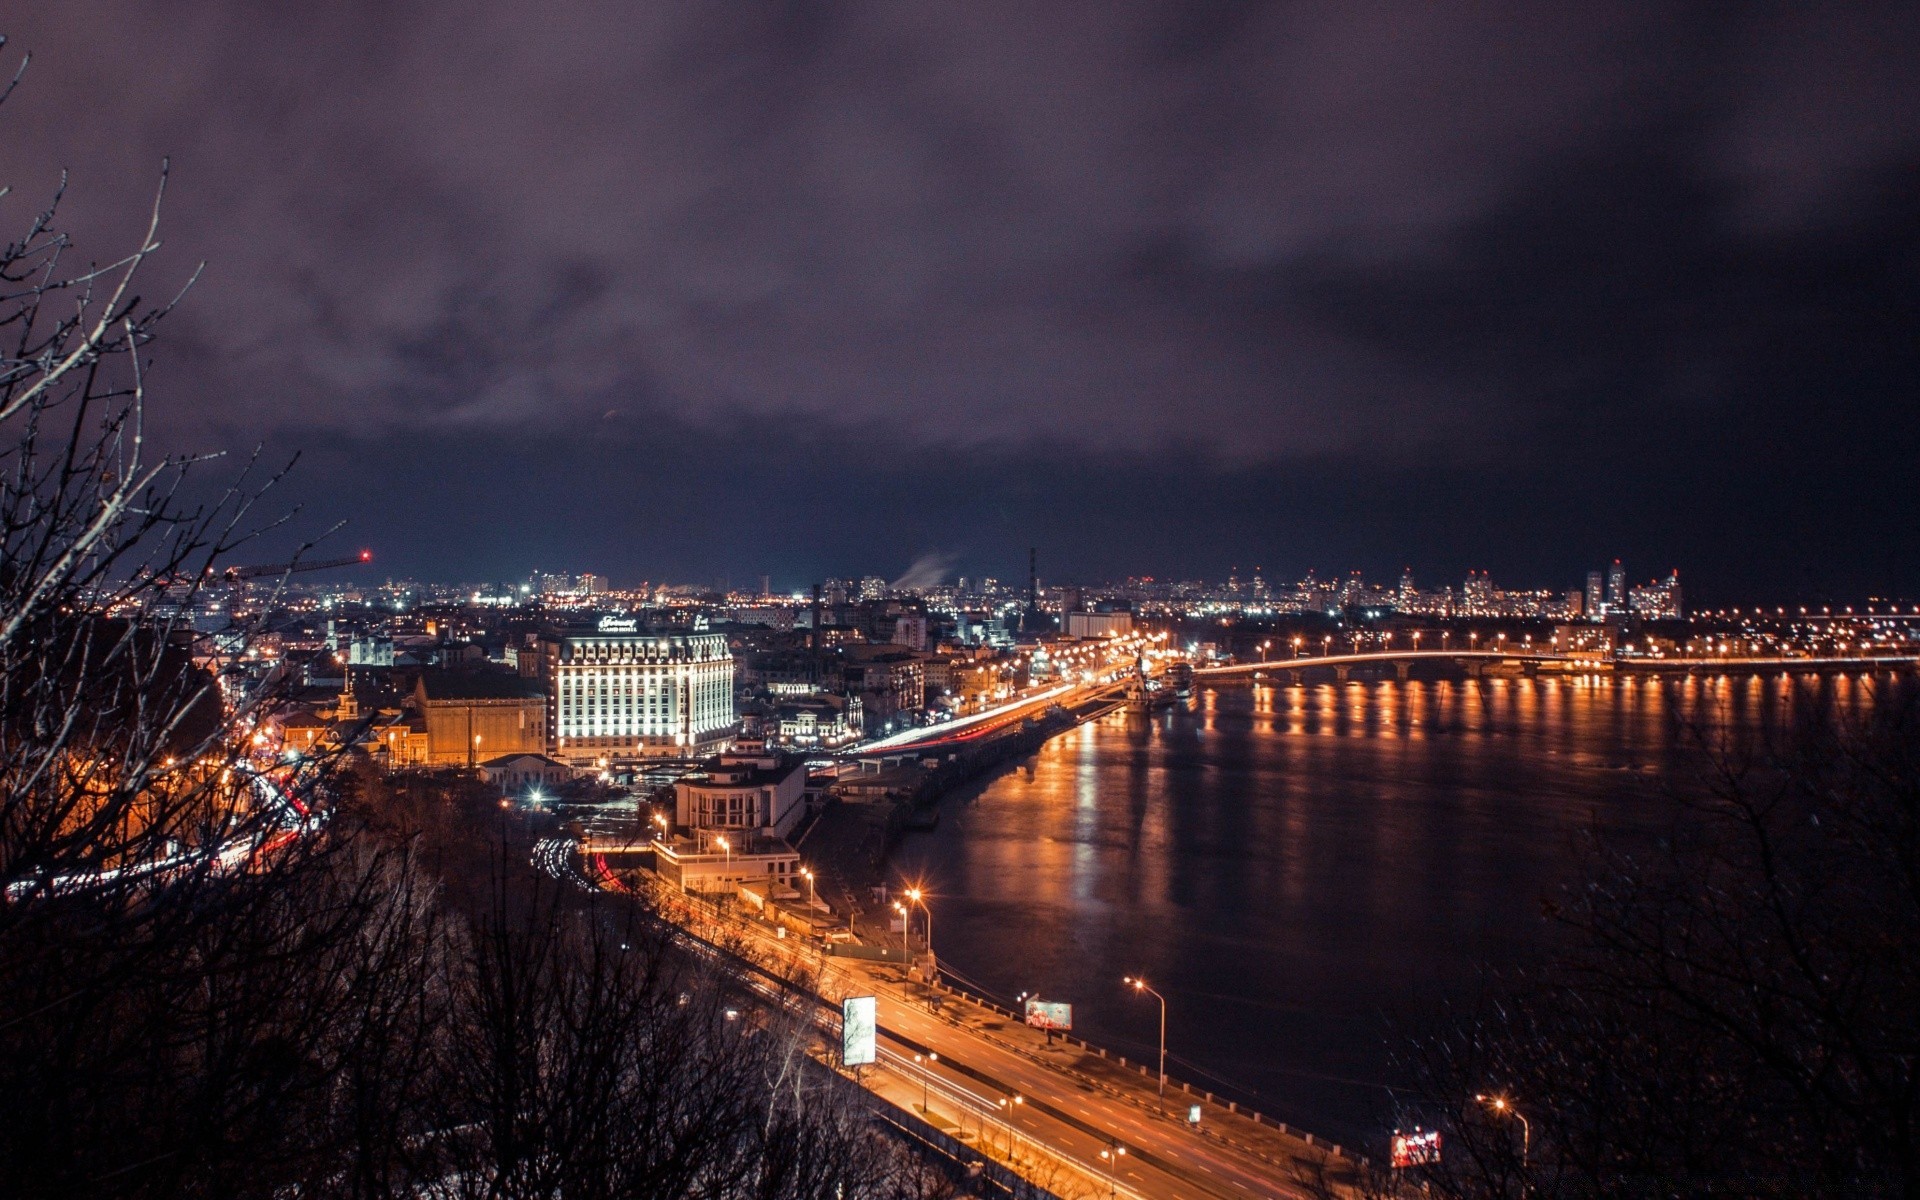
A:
[1197, 649, 1920, 681]
[1198, 649, 1568, 681]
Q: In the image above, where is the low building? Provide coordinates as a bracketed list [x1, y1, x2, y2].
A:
[674, 752, 808, 839]
[772, 694, 862, 749]
[481, 752, 573, 792]
[651, 831, 801, 896]
[1066, 610, 1134, 639]
[277, 706, 334, 756]
[842, 645, 924, 724]
[414, 670, 549, 766]
[368, 711, 431, 768]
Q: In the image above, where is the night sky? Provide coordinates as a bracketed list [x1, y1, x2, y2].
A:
[5, 4, 1917, 598]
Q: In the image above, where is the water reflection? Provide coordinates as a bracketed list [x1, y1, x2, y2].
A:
[893, 672, 1902, 1145]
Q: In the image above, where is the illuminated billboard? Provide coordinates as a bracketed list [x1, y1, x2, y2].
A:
[842, 995, 877, 1066]
[1023, 999, 1073, 1031]
[1390, 1129, 1442, 1169]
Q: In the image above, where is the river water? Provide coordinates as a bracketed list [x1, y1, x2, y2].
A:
[892, 671, 1896, 1146]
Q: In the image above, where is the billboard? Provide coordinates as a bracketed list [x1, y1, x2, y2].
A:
[1390, 1129, 1442, 1169]
[841, 995, 877, 1067]
[1023, 999, 1073, 1031]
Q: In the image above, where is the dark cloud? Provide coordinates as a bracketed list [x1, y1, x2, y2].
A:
[1, 2, 1916, 594]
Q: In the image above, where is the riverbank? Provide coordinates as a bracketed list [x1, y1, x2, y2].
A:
[800, 692, 1128, 941]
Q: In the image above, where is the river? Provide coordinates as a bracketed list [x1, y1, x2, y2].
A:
[892, 670, 1898, 1147]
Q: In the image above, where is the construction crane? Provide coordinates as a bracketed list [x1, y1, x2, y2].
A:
[218, 549, 372, 582]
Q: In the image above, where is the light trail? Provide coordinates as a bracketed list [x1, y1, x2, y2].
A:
[4, 767, 313, 902]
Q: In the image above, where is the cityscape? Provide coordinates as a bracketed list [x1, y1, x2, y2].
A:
[3, 6, 1918, 1200]
[114, 551, 1920, 1199]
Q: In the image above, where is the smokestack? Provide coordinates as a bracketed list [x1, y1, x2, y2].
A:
[810, 583, 823, 671]
[1028, 546, 1038, 611]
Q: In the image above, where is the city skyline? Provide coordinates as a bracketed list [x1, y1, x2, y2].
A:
[0, 5, 1914, 598]
[5, 8, 1918, 1196]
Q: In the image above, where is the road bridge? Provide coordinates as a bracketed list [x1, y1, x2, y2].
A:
[1197, 649, 1920, 682]
[1198, 649, 1567, 681]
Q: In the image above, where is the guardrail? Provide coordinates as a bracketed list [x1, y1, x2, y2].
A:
[878, 1044, 1150, 1200]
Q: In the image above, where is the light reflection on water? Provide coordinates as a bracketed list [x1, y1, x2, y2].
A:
[892, 672, 1898, 1145]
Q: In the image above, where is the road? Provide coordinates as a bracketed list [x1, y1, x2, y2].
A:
[597, 857, 1342, 1200]
[864, 980, 1325, 1199]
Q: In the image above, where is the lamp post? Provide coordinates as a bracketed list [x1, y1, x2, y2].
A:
[1099, 1142, 1127, 1198]
[902, 883, 933, 979]
[905, 886, 933, 966]
[995, 1094, 1024, 1159]
[913, 1051, 938, 1112]
[1474, 1093, 1530, 1165]
[799, 866, 816, 905]
[714, 834, 731, 867]
[1122, 976, 1167, 1098]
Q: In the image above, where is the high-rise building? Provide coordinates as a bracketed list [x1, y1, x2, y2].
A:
[1627, 570, 1684, 620]
[1585, 571, 1605, 621]
[1607, 560, 1626, 612]
[530, 621, 736, 764]
[1463, 570, 1494, 614]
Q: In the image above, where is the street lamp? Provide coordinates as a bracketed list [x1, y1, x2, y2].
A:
[1122, 976, 1167, 1097]
[714, 834, 731, 867]
[1099, 1142, 1128, 1197]
[913, 1051, 938, 1112]
[995, 1094, 1024, 1159]
[799, 865, 817, 905]
[905, 885, 934, 967]
[1474, 1093, 1530, 1165]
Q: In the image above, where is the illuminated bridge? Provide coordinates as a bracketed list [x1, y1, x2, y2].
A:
[1196, 649, 1920, 680]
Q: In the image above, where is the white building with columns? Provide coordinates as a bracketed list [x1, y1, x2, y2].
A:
[531, 618, 736, 764]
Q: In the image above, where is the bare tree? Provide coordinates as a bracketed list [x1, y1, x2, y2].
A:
[0, 34, 1024, 1199]
[0, 37, 452, 1199]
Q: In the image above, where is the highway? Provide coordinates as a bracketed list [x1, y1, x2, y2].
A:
[572, 851, 1339, 1200]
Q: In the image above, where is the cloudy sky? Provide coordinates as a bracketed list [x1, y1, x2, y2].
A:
[3, 3, 1916, 596]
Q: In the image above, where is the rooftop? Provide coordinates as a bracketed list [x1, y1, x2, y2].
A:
[416, 670, 544, 702]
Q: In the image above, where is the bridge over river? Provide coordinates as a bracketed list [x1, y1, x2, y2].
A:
[1197, 649, 1920, 681]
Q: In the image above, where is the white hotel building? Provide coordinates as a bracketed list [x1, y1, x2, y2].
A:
[534, 618, 736, 763]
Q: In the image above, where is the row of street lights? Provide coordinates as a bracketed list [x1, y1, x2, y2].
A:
[890, 890, 1529, 1190]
